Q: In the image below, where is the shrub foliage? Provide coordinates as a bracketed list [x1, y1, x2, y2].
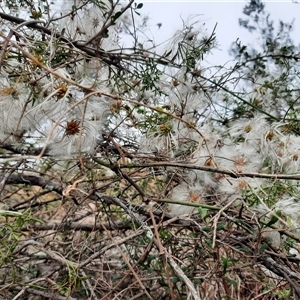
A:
[1, 0, 300, 299]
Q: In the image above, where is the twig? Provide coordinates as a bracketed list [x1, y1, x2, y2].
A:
[79, 229, 145, 268]
[148, 206, 176, 299]
[101, 223, 154, 300]
[80, 270, 99, 300]
[0, 173, 64, 194]
[110, 192, 201, 299]
[12, 286, 75, 300]
[0, 19, 45, 69]
[259, 256, 300, 297]
[84, 0, 135, 46]
[0, 159, 24, 194]
[101, 222, 174, 299]
[149, 206, 164, 254]
[12, 278, 47, 300]
[211, 198, 237, 248]
[167, 253, 202, 300]
[252, 281, 288, 300]
[25, 220, 132, 232]
[115, 161, 300, 181]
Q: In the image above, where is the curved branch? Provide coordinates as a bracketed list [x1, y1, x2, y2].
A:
[0, 12, 123, 68]
[0, 12, 71, 43]
[0, 11, 174, 69]
[113, 161, 300, 181]
[25, 220, 132, 232]
[0, 174, 64, 195]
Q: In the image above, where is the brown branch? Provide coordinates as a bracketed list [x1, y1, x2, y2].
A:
[101, 223, 154, 300]
[25, 220, 132, 232]
[0, 11, 175, 69]
[259, 256, 300, 297]
[12, 286, 75, 300]
[0, 12, 71, 43]
[0, 12, 122, 68]
[79, 229, 145, 268]
[0, 19, 45, 69]
[167, 253, 202, 300]
[101, 192, 201, 299]
[0, 174, 64, 195]
[0, 142, 48, 156]
[115, 161, 300, 181]
[0, 159, 24, 194]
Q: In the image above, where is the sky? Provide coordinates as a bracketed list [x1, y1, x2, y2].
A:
[137, 1, 300, 65]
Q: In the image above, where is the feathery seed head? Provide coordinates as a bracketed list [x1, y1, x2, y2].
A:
[65, 120, 81, 136]
[55, 83, 68, 99]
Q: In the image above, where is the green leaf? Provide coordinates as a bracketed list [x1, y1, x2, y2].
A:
[103, 29, 109, 38]
[158, 279, 167, 286]
[0, 210, 22, 217]
[217, 224, 225, 230]
[157, 59, 168, 65]
[136, 3, 143, 9]
[201, 226, 211, 232]
[286, 216, 294, 227]
[171, 277, 180, 283]
[221, 256, 229, 273]
[164, 50, 172, 57]
[226, 277, 237, 286]
[112, 11, 122, 22]
[259, 242, 268, 254]
[264, 210, 281, 228]
[198, 207, 208, 219]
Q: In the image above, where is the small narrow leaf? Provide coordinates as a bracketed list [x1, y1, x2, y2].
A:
[264, 215, 279, 228]
[264, 210, 281, 228]
[112, 11, 122, 22]
[164, 50, 172, 57]
[259, 242, 268, 254]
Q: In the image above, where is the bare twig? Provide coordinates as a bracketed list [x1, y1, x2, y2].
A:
[12, 286, 76, 300]
[260, 256, 300, 297]
[79, 229, 145, 268]
[84, 0, 135, 46]
[0, 159, 24, 194]
[116, 161, 300, 181]
[0, 19, 45, 69]
[167, 253, 202, 300]
[101, 224, 154, 300]
[211, 198, 237, 248]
